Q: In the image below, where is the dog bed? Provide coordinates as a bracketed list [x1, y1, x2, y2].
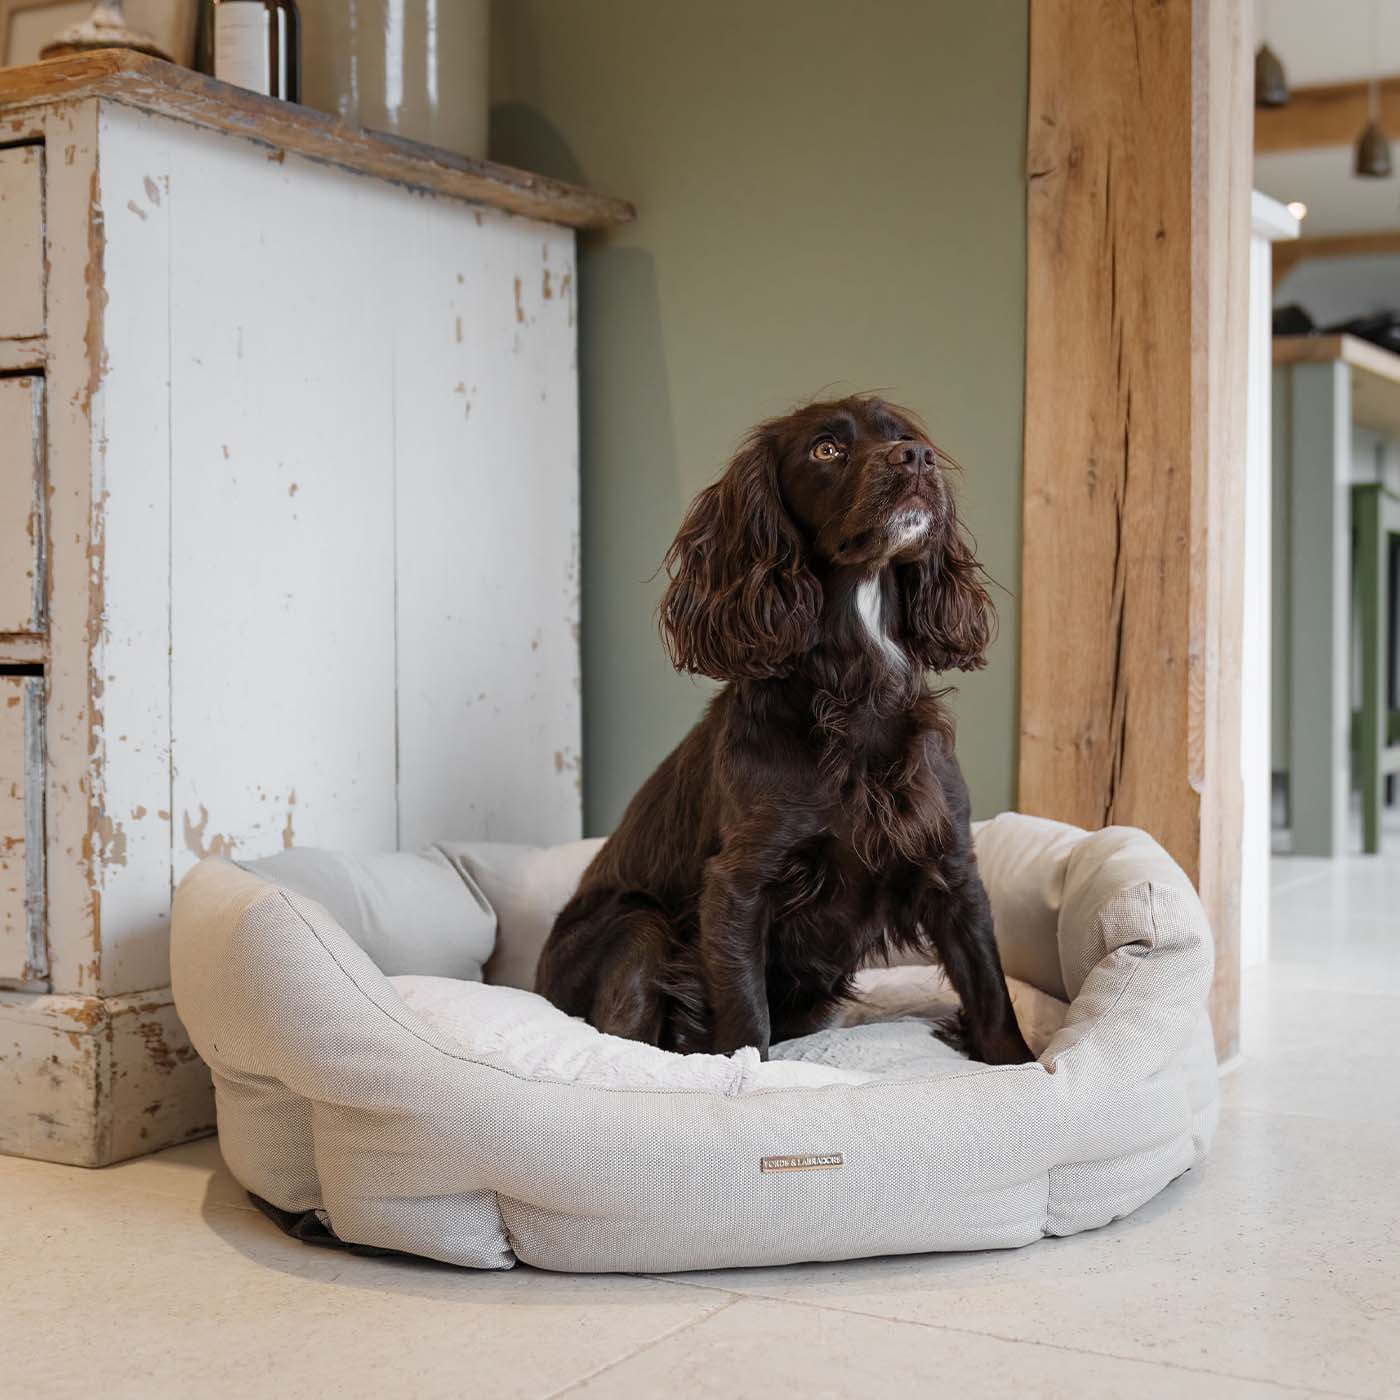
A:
[170, 813, 1219, 1273]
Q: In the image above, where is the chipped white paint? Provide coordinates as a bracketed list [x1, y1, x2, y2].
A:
[159, 109, 399, 876]
[0, 374, 45, 633]
[0, 87, 582, 1164]
[394, 218, 581, 847]
[0, 985, 213, 1165]
[39, 96, 104, 1003]
[0, 143, 44, 340]
[0, 675, 46, 984]
[92, 108, 178, 998]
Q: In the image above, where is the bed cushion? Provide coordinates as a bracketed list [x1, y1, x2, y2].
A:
[172, 812, 1219, 1273]
[433, 838, 603, 991]
[236, 845, 496, 981]
[388, 967, 1071, 1092]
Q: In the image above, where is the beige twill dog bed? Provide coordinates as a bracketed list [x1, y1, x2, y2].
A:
[169, 812, 1219, 1273]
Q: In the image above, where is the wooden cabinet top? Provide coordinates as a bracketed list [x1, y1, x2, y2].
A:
[1274, 333, 1400, 438]
[0, 49, 634, 230]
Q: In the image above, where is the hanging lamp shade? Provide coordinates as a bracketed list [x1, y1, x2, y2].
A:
[1355, 119, 1394, 177]
[1255, 43, 1289, 107]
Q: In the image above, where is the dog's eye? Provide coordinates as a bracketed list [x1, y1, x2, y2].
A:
[812, 439, 841, 462]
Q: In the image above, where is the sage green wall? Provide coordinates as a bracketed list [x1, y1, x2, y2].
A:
[491, 1, 1029, 836]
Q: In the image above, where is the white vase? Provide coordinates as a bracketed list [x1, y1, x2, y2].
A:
[298, 0, 488, 159]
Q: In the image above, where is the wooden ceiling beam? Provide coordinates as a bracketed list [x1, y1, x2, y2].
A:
[1256, 76, 1400, 153]
[1272, 229, 1400, 285]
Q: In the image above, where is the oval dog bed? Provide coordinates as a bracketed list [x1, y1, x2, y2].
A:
[170, 813, 1219, 1273]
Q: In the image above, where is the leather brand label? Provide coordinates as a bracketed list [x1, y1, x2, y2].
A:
[760, 1153, 844, 1173]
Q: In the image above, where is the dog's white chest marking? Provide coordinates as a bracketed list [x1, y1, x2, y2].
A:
[856, 577, 905, 669]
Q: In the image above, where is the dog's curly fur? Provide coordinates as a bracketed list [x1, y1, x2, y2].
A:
[535, 395, 1033, 1065]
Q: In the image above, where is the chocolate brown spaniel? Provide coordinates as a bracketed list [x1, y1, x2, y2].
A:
[536, 395, 1033, 1065]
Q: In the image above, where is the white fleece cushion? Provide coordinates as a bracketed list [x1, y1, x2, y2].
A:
[389, 966, 1072, 1091]
[390, 976, 869, 1091]
[840, 965, 1070, 1055]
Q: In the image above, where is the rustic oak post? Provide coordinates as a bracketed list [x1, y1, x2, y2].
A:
[1019, 0, 1251, 1059]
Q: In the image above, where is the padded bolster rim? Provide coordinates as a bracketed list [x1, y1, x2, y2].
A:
[173, 825, 1214, 1108]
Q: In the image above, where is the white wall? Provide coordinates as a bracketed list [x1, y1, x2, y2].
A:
[1254, 0, 1400, 86]
[1244, 193, 1300, 972]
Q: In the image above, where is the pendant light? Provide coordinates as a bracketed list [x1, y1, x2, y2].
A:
[1355, 105, 1392, 177]
[1255, 43, 1289, 107]
[1255, 1, 1289, 108]
[1355, 4, 1392, 178]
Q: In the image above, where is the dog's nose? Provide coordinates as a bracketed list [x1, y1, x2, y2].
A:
[885, 441, 937, 472]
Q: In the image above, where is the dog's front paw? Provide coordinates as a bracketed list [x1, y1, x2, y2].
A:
[928, 1009, 971, 1055]
[978, 1029, 1037, 1065]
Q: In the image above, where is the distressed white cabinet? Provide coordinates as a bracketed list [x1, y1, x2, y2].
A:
[0, 51, 630, 1165]
[0, 143, 46, 341]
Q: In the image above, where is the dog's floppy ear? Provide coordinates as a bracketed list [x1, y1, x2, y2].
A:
[659, 435, 821, 680]
[896, 509, 994, 674]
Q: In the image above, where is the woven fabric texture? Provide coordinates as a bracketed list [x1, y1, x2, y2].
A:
[170, 813, 1219, 1273]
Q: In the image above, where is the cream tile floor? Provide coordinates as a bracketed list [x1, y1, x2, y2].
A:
[5, 813, 1399, 1400]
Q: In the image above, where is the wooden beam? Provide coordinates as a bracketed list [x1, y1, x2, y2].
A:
[1193, 0, 1252, 1065]
[1272, 229, 1400, 284]
[1021, 0, 1250, 1060]
[1255, 75, 1400, 153]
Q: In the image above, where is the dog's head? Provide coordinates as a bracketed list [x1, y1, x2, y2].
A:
[659, 395, 992, 681]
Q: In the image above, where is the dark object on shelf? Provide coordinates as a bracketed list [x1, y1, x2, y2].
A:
[1255, 43, 1289, 108]
[1324, 311, 1400, 355]
[1273, 304, 1315, 338]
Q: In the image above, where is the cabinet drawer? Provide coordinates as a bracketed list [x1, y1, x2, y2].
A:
[0, 673, 46, 983]
[0, 145, 45, 341]
[0, 375, 45, 633]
